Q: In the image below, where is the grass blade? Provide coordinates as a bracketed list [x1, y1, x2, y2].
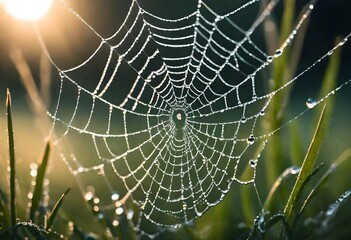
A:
[46, 187, 71, 230]
[284, 104, 328, 223]
[30, 142, 51, 221]
[6, 89, 16, 226]
[324, 189, 351, 226]
[312, 37, 342, 133]
[294, 149, 351, 225]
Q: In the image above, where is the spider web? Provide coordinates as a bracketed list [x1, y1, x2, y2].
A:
[37, 0, 350, 238]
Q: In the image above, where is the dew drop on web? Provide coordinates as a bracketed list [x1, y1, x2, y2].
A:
[247, 134, 255, 144]
[306, 98, 317, 108]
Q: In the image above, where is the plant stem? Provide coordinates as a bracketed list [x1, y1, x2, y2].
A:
[6, 89, 16, 226]
[284, 105, 327, 223]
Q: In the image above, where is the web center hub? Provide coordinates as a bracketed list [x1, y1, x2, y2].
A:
[172, 110, 186, 129]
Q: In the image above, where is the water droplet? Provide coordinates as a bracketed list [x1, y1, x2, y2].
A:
[93, 205, 99, 212]
[30, 169, 37, 177]
[274, 49, 282, 57]
[183, 203, 187, 210]
[180, 194, 185, 200]
[127, 209, 134, 219]
[339, 38, 347, 46]
[115, 201, 122, 208]
[267, 56, 273, 62]
[68, 221, 74, 231]
[176, 113, 182, 120]
[27, 192, 33, 199]
[306, 98, 317, 108]
[249, 159, 258, 168]
[93, 198, 100, 204]
[290, 166, 300, 175]
[326, 208, 334, 216]
[98, 213, 104, 219]
[197, 211, 202, 217]
[259, 110, 265, 116]
[77, 167, 84, 173]
[111, 192, 119, 201]
[241, 117, 247, 123]
[112, 220, 119, 226]
[30, 163, 38, 170]
[115, 207, 124, 215]
[247, 134, 255, 144]
[84, 192, 94, 201]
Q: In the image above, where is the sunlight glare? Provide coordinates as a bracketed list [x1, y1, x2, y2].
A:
[4, 0, 53, 21]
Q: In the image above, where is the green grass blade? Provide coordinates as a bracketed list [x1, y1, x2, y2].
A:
[6, 89, 16, 226]
[322, 188, 351, 220]
[318, 37, 342, 100]
[30, 142, 51, 221]
[284, 104, 328, 223]
[46, 187, 71, 230]
[312, 37, 341, 132]
[295, 149, 351, 225]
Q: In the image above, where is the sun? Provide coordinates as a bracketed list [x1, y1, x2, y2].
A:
[4, 0, 53, 21]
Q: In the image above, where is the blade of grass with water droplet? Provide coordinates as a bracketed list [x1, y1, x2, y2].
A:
[30, 142, 51, 221]
[284, 104, 327, 223]
[6, 89, 16, 226]
[46, 187, 71, 230]
[321, 189, 351, 229]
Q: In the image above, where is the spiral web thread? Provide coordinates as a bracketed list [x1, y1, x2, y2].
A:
[38, 0, 351, 238]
